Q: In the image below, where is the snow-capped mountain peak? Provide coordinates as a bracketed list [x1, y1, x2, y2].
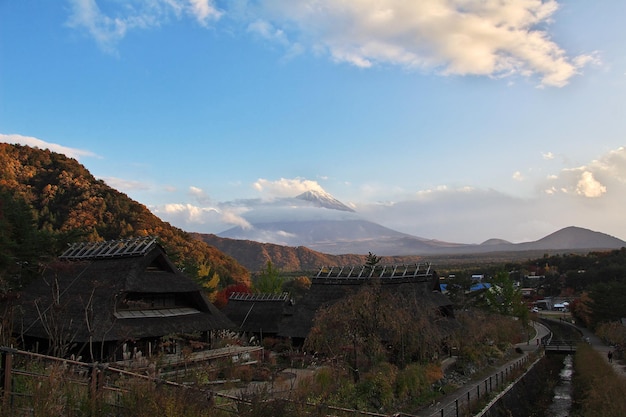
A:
[295, 190, 355, 212]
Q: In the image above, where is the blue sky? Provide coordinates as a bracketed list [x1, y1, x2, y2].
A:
[2, 0, 626, 244]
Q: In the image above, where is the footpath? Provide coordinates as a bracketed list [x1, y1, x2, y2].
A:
[542, 317, 626, 378]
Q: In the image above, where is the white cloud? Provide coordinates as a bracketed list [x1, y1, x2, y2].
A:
[247, 19, 288, 45]
[66, 0, 222, 51]
[0, 133, 97, 160]
[542, 151, 555, 160]
[512, 171, 524, 181]
[153, 200, 251, 232]
[539, 147, 626, 198]
[188, 0, 223, 26]
[575, 171, 606, 198]
[64, 1, 590, 86]
[253, 177, 325, 197]
[101, 176, 149, 191]
[220, 209, 253, 229]
[150, 148, 626, 243]
[162, 203, 216, 223]
[188, 185, 213, 205]
[249, 0, 591, 87]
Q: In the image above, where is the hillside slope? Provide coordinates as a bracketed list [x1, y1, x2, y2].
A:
[0, 144, 250, 285]
[192, 233, 369, 272]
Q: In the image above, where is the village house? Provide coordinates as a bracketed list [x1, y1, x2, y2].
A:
[278, 264, 454, 344]
[12, 237, 234, 363]
[220, 263, 455, 347]
[221, 292, 292, 341]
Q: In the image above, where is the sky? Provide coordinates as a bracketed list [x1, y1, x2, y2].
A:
[1, 0, 626, 245]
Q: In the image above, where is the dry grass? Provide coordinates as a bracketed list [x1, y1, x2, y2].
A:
[572, 343, 626, 417]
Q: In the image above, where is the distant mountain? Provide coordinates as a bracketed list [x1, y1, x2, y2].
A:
[204, 226, 626, 271]
[218, 189, 463, 255]
[218, 185, 626, 257]
[296, 190, 355, 212]
[432, 226, 625, 255]
[480, 238, 512, 246]
[516, 226, 626, 251]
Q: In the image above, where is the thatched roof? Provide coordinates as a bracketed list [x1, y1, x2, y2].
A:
[278, 265, 453, 340]
[221, 292, 290, 335]
[15, 238, 234, 344]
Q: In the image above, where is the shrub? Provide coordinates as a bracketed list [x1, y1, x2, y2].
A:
[356, 362, 398, 410]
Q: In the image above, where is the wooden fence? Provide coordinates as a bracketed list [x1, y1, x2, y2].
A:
[1, 346, 197, 416]
[419, 354, 536, 417]
[0, 346, 388, 417]
[1, 345, 542, 417]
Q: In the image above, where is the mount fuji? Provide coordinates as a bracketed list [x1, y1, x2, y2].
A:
[218, 190, 465, 255]
[216, 190, 626, 256]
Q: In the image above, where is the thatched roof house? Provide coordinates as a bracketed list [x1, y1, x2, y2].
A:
[14, 237, 234, 361]
[221, 292, 291, 338]
[278, 263, 454, 343]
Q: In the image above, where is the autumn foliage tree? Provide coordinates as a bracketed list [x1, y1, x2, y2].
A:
[0, 143, 250, 290]
[214, 283, 251, 308]
[253, 261, 284, 294]
[305, 281, 446, 380]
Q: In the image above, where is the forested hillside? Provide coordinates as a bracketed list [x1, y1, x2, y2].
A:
[193, 232, 373, 272]
[0, 144, 250, 289]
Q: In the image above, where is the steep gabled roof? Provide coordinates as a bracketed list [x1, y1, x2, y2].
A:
[15, 238, 233, 344]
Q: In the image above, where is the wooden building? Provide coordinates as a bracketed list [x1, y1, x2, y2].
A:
[277, 263, 454, 343]
[220, 263, 455, 347]
[221, 292, 292, 340]
[14, 237, 234, 362]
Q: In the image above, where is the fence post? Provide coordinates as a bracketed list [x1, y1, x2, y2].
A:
[455, 398, 459, 417]
[477, 384, 480, 400]
[90, 362, 103, 416]
[1, 349, 14, 408]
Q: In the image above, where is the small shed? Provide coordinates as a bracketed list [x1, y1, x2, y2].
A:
[14, 237, 234, 361]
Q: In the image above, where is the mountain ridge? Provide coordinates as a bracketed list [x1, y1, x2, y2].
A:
[197, 225, 626, 272]
[216, 187, 625, 258]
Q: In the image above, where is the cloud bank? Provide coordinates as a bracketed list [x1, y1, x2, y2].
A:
[66, 0, 591, 86]
[248, 0, 593, 86]
[151, 147, 626, 244]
